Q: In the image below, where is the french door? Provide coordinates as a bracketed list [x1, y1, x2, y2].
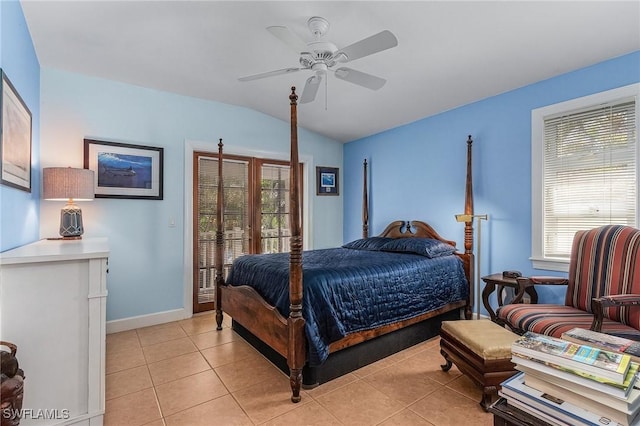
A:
[192, 151, 300, 313]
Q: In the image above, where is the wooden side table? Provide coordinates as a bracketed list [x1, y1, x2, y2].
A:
[481, 273, 538, 322]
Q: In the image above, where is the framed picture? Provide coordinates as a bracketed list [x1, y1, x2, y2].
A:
[316, 166, 339, 196]
[1, 69, 32, 192]
[84, 139, 164, 199]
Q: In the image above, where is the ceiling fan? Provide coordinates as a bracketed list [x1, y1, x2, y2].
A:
[238, 16, 398, 104]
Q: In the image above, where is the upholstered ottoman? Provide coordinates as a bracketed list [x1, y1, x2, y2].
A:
[439, 320, 519, 410]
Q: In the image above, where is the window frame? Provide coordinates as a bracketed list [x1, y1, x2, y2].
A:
[252, 157, 303, 254]
[192, 152, 304, 313]
[531, 83, 640, 272]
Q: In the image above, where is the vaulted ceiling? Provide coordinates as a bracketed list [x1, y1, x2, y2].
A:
[21, 1, 640, 142]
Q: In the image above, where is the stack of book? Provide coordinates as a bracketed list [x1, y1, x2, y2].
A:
[501, 331, 640, 426]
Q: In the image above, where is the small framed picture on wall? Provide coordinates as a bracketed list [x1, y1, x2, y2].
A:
[316, 166, 339, 196]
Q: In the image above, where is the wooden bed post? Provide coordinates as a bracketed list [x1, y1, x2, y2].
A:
[215, 138, 225, 330]
[463, 135, 474, 320]
[288, 87, 305, 403]
[362, 159, 369, 239]
[463, 136, 474, 252]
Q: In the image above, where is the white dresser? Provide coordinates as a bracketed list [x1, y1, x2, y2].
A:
[0, 238, 109, 426]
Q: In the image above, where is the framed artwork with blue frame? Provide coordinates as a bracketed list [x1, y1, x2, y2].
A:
[83, 139, 163, 199]
[316, 166, 339, 196]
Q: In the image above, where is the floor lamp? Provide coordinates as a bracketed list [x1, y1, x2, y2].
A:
[456, 213, 489, 319]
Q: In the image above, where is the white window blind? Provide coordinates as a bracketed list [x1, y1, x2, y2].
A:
[196, 155, 249, 307]
[542, 99, 637, 259]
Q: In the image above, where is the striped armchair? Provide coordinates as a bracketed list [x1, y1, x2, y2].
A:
[497, 225, 640, 340]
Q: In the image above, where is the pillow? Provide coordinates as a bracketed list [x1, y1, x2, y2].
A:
[342, 237, 393, 251]
[380, 237, 456, 258]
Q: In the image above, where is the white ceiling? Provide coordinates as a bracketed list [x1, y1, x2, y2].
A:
[20, 1, 640, 143]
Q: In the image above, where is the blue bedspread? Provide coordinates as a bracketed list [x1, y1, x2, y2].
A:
[226, 247, 468, 366]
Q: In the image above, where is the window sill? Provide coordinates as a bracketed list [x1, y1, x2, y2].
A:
[530, 257, 570, 273]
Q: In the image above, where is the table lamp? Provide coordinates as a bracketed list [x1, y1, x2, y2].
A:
[42, 167, 95, 238]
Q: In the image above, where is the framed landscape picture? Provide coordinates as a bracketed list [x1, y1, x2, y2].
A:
[0, 69, 32, 192]
[84, 139, 164, 199]
[316, 166, 339, 196]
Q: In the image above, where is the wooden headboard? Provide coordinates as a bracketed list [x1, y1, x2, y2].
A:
[378, 220, 457, 248]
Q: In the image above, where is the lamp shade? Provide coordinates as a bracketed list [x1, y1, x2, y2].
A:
[42, 167, 95, 201]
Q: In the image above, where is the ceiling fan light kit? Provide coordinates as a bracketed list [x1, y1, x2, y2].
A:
[307, 16, 330, 38]
[239, 16, 398, 105]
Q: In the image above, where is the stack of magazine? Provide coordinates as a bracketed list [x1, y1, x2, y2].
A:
[561, 328, 640, 364]
[501, 331, 640, 426]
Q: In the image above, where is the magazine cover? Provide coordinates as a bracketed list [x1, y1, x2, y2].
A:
[562, 328, 640, 363]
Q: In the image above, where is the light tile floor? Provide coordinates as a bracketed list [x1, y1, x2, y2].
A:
[105, 313, 494, 425]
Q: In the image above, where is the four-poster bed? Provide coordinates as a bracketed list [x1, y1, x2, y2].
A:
[214, 87, 475, 402]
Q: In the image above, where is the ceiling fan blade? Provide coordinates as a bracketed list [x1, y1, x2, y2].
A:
[267, 26, 308, 54]
[238, 67, 302, 82]
[334, 67, 386, 90]
[300, 75, 322, 104]
[335, 30, 398, 62]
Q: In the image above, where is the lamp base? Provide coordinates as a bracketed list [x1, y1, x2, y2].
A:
[59, 204, 84, 238]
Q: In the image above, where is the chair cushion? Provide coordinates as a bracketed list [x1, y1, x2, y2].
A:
[497, 303, 640, 340]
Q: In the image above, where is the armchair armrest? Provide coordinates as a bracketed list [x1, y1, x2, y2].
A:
[518, 277, 569, 286]
[590, 294, 640, 332]
[511, 276, 569, 303]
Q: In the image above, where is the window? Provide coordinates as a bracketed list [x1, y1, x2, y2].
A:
[258, 161, 293, 254]
[531, 84, 639, 271]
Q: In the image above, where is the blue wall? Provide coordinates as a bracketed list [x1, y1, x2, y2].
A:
[0, 0, 40, 251]
[344, 51, 640, 312]
[39, 68, 343, 324]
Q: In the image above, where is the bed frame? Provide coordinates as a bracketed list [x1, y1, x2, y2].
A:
[214, 87, 476, 402]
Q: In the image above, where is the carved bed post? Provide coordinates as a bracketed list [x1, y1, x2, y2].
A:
[463, 135, 474, 320]
[362, 159, 369, 239]
[215, 139, 224, 330]
[288, 87, 305, 403]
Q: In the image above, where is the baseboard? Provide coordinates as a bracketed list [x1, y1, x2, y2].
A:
[106, 308, 189, 334]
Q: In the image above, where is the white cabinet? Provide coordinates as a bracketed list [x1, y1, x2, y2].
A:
[0, 238, 109, 426]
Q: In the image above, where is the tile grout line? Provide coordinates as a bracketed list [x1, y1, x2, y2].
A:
[181, 319, 259, 424]
[137, 328, 165, 425]
[107, 317, 492, 426]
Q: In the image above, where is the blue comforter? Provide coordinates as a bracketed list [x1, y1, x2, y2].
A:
[226, 247, 468, 365]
